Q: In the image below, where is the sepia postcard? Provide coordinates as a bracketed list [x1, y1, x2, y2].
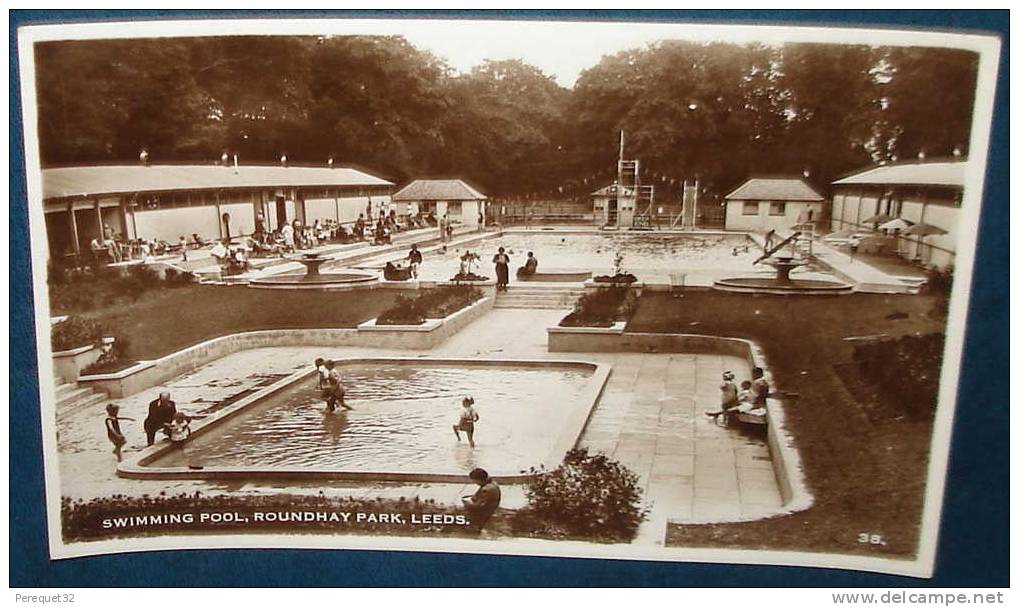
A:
[14, 14, 1002, 579]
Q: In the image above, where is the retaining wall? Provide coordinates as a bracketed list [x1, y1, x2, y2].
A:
[79, 297, 493, 398]
[546, 325, 812, 514]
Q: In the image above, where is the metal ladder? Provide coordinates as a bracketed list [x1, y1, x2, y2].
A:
[790, 222, 816, 257]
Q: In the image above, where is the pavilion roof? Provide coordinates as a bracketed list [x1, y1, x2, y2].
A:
[725, 177, 825, 202]
[42, 164, 393, 200]
[392, 179, 487, 201]
[832, 160, 966, 188]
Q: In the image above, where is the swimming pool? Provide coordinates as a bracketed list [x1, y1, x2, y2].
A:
[143, 359, 608, 480]
[353, 231, 762, 282]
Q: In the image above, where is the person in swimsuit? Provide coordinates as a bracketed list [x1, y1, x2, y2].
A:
[315, 358, 329, 390]
[104, 403, 134, 462]
[462, 468, 501, 534]
[452, 396, 480, 447]
[407, 244, 423, 278]
[165, 412, 191, 446]
[705, 370, 739, 421]
[751, 367, 770, 406]
[323, 360, 353, 412]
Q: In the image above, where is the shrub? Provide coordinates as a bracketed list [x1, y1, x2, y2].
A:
[164, 267, 198, 286]
[852, 333, 945, 419]
[520, 448, 649, 541]
[922, 266, 953, 318]
[592, 272, 637, 284]
[450, 272, 489, 282]
[51, 316, 103, 351]
[560, 286, 637, 328]
[81, 337, 134, 376]
[376, 286, 483, 325]
[923, 266, 954, 295]
[376, 294, 425, 325]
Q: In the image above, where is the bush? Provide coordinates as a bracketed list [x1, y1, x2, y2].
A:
[81, 337, 134, 375]
[163, 267, 197, 285]
[376, 286, 483, 325]
[51, 316, 103, 351]
[852, 333, 945, 419]
[923, 266, 954, 295]
[592, 272, 637, 284]
[560, 286, 637, 328]
[450, 272, 489, 282]
[520, 448, 649, 541]
[50, 263, 192, 313]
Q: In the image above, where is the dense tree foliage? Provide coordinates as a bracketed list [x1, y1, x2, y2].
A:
[34, 36, 977, 197]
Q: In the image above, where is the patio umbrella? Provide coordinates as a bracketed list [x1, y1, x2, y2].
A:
[861, 213, 894, 225]
[903, 222, 947, 263]
[878, 218, 913, 231]
[903, 222, 947, 237]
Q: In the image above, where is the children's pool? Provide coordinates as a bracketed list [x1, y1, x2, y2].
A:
[354, 231, 762, 282]
[149, 360, 603, 478]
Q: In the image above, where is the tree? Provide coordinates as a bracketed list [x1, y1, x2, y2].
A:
[32, 36, 979, 199]
[776, 43, 882, 188]
[874, 47, 978, 161]
[437, 59, 569, 194]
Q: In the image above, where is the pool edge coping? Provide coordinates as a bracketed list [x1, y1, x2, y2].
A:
[117, 356, 612, 484]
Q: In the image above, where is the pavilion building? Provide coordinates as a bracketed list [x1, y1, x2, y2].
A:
[40, 163, 393, 263]
[830, 159, 965, 268]
[723, 177, 828, 233]
[391, 179, 488, 227]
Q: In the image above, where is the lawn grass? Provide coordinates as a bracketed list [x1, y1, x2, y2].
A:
[628, 290, 948, 558]
[69, 285, 405, 362]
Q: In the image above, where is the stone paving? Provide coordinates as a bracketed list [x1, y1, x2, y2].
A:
[56, 307, 784, 546]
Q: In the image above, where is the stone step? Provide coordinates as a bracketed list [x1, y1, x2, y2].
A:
[57, 386, 94, 408]
[494, 302, 573, 309]
[494, 298, 577, 309]
[498, 292, 578, 298]
[55, 382, 77, 399]
[854, 282, 915, 294]
[58, 391, 107, 416]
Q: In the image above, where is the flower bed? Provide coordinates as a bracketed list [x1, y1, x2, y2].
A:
[559, 285, 638, 328]
[518, 448, 649, 542]
[51, 316, 103, 351]
[450, 272, 490, 282]
[592, 272, 638, 285]
[851, 332, 945, 420]
[80, 337, 136, 376]
[376, 286, 484, 326]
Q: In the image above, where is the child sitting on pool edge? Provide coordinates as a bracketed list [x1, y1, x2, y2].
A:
[165, 412, 191, 446]
[452, 396, 480, 448]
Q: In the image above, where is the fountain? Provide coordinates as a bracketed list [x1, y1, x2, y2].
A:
[248, 253, 378, 290]
[763, 255, 808, 283]
[713, 234, 852, 295]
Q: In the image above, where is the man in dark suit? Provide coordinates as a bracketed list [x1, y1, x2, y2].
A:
[144, 391, 178, 446]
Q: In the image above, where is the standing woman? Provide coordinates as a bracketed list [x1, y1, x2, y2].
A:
[492, 247, 511, 291]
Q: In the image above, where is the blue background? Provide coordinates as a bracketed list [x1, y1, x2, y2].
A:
[9, 10, 1009, 587]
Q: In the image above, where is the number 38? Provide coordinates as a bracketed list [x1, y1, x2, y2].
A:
[858, 533, 886, 546]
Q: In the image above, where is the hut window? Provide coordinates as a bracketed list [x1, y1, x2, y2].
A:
[742, 202, 759, 215]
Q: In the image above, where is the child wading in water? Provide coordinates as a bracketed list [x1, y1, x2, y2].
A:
[452, 396, 480, 447]
[104, 403, 134, 462]
[323, 360, 353, 412]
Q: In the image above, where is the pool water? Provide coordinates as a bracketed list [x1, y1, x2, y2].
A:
[154, 362, 596, 475]
[356, 232, 760, 282]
